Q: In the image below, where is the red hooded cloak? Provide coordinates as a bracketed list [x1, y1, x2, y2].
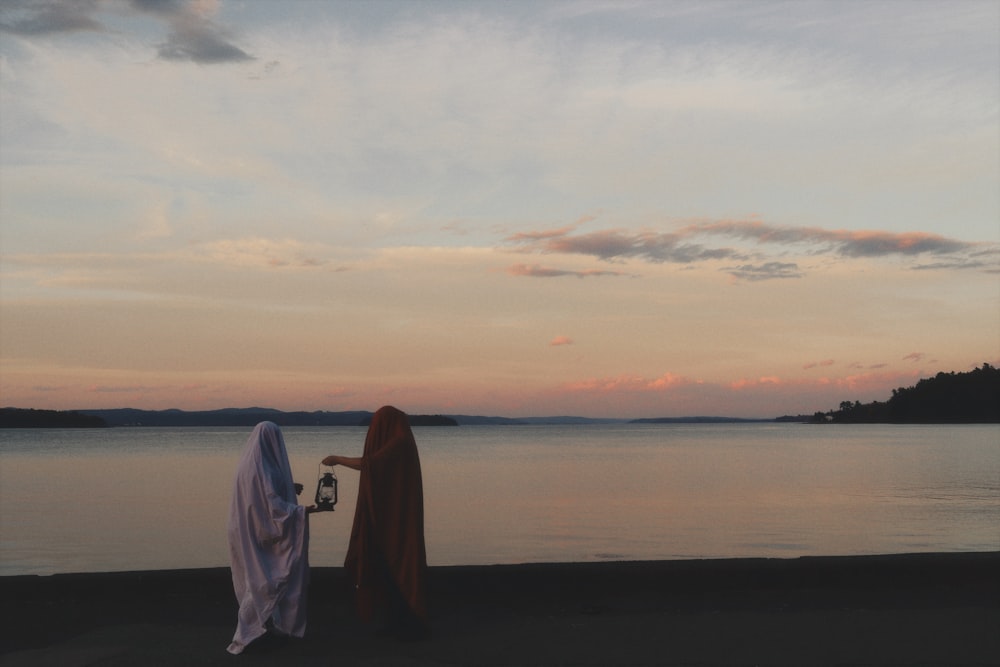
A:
[344, 406, 428, 623]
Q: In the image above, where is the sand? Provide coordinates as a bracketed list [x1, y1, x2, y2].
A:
[1, 552, 998, 666]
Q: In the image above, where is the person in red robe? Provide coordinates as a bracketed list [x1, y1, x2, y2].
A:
[323, 406, 429, 639]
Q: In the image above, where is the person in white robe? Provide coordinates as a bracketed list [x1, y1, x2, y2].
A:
[227, 421, 314, 654]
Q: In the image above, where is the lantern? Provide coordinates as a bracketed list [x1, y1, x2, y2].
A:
[314, 464, 338, 512]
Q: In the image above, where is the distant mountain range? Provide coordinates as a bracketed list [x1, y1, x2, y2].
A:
[4, 365, 994, 428]
[77, 409, 752, 427]
[79, 407, 374, 427]
[0, 407, 784, 428]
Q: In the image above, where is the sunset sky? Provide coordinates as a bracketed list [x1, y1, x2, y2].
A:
[1, 0, 998, 419]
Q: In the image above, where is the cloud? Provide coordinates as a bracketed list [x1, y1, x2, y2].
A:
[913, 261, 996, 272]
[0, 0, 104, 35]
[538, 366, 937, 418]
[506, 263, 631, 279]
[686, 221, 975, 258]
[803, 359, 836, 370]
[724, 262, 802, 282]
[196, 238, 328, 269]
[505, 224, 580, 244]
[502, 218, 992, 280]
[562, 372, 694, 394]
[505, 228, 737, 264]
[903, 352, 926, 362]
[0, 0, 252, 63]
[549, 336, 573, 347]
[912, 247, 1000, 272]
[729, 376, 783, 390]
[154, 3, 253, 64]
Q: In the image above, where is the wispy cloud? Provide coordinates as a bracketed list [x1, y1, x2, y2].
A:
[0, 0, 104, 35]
[195, 238, 328, 269]
[724, 262, 802, 282]
[150, 0, 253, 64]
[728, 376, 783, 390]
[505, 227, 737, 264]
[549, 336, 573, 347]
[686, 221, 974, 258]
[562, 372, 694, 394]
[913, 247, 1000, 272]
[0, 0, 253, 63]
[506, 263, 630, 279]
[502, 219, 991, 281]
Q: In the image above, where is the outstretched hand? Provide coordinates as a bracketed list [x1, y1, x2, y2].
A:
[322, 454, 362, 470]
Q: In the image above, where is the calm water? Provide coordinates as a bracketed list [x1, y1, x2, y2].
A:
[1, 423, 997, 576]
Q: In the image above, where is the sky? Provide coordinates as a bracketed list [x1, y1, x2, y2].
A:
[1, 0, 998, 419]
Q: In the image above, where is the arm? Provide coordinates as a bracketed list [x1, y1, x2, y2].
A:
[322, 454, 363, 470]
[292, 483, 320, 513]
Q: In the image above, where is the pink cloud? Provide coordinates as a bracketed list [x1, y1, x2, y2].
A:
[550, 336, 573, 346]
[562, 372, 695, 394]
[727, 370, 927, 395]
[729, 376, 783, 390]
[648, 372, 688, 389]
[506, 263, 630, 278]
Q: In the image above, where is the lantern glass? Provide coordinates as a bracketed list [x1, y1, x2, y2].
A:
[315, 464, 338, 512]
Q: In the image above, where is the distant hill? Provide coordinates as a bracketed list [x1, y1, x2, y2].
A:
[10, 364, 994, 430]
[360, 414, 458, 427]
[0, 408, 106, 428]
[76, 408, 373, 427]
[814, 363, 1000, 423]
[64, 408, 457, 428]
[1, 408, 733, 428]
[447, 415, 628, 425]
[630, 416, 773, 424]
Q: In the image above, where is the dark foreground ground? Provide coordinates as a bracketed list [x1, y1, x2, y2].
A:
[1, 552, 998, 666]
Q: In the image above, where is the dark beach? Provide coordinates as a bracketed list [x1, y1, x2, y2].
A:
[2, 552, 998, 666]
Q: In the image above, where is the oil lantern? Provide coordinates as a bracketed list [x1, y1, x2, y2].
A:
[315, 464, 338, 511]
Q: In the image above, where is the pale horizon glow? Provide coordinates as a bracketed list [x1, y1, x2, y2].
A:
[1, 0, 998, 419]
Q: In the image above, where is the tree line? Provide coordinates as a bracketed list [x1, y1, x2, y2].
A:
[0, 408, 107, 428]
[812, 363, 999, 423]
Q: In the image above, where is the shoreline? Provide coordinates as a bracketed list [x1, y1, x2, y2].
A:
[2, 551, 998, 665]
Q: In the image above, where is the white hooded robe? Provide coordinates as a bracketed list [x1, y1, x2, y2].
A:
[226, 421, 309, 654]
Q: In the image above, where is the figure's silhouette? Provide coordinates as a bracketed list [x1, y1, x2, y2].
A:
[227, 422, 314, 654]
[323, 406, 429, 640]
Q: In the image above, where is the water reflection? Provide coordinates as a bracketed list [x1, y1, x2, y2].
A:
[1, 424, 998, 575]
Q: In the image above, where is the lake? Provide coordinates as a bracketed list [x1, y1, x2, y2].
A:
[1, 423, 997, 576]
